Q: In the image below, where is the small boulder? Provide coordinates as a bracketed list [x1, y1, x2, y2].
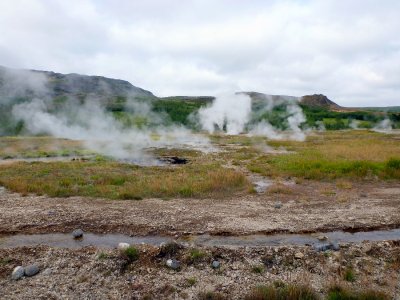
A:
[212, 260, 221, 269]
[166, 259, 180, 270]
[118, 242, 130, 250]
[11, 266, 24, 280]
[317, 235, 328, 241]
[72, 229, 84, 239]
[24, 264, 39, 277]
[274, 202, 282, 209]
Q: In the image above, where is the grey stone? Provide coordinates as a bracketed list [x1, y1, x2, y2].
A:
[166, 259, 180, 270]
[274, 202, 282, 209]
[11, 266, 24, 280]
[212, 260, 221, 269]
[25, 264, 39, 277]
[314, 242, 340, 252]
[72, 229, 84, 239]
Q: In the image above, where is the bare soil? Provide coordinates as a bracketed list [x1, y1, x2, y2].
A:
[0, 180, 399, 299]
[0, 180, 399, 237]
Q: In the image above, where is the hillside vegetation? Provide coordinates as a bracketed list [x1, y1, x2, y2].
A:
[1, 66, 399, 136]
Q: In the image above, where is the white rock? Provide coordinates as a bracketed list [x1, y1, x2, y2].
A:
[118, 242, 130, 250]
[294, 252, 304, 259]
[11, 266, 24, 280]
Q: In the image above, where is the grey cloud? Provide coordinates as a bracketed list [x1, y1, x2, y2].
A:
[0, 0, 399, 106]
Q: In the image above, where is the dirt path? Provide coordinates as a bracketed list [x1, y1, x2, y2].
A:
[0, 180, 399, 237]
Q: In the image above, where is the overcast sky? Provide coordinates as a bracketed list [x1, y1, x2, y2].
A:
[1, 0, 399, 106]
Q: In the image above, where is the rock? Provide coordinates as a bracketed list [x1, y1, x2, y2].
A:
[25, 264, 39, 277]
[72, 229, 84, 239]
[274, 202, 282, 209]
[317, 235, 328, 241]
[314, 242, 340, 252]
[11, 266, 24, 280]
[118, 242, 130, 250]
[212, 260, 221, 269]
[294, 252, 304, 259]
[166, 259, 180, 270]
[314, 243, 331, 252]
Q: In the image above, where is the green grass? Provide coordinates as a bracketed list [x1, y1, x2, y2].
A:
[343, 267, 356, 282]
[251, 265, 265, 274]
[245, 131, 400, 180]
[327, 285, 389, 300]
[244, 283, 319, 300]
[0, 136, 96, 159]
[0, 160, 249, 199]
[120, 246, 139, 262]
[189, 248, 206, 262]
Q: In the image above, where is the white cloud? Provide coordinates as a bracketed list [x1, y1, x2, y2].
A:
[0, 0, 399, 106]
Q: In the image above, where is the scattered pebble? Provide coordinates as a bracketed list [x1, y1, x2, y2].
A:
[11, 266, 24, 280]
[166, 259, 180, 270]
[72, 229, 84, 239]
[212, 260, 221, 269]
[24, 264, 39, 277]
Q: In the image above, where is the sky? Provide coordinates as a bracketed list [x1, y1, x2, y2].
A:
[0, 0, 399, 106]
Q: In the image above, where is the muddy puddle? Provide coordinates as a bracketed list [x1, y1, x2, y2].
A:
[1, 229, 399, 249]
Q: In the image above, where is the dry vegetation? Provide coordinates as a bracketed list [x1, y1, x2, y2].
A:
[0, 130, 399, 200]
[0, 136, 94, 159]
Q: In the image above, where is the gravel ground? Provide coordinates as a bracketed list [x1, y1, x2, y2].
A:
[0, 241, 399, 299]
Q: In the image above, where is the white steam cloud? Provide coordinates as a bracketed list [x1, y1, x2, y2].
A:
[197, 93, 308, 141]
[373, 118, 393, 133]
[11, 98, 210, 165]
[198, 93, 252, 135]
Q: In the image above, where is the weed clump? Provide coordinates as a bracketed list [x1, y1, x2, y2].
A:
[244, 282, 319, 300]
[327, 284, 390, 300]
[343, 267, 356, 282]
[120, 246, 139, 263]
[198, 291, 227, 300]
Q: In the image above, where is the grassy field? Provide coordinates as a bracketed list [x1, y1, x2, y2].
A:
[0, 137, 95, 159]
[0, 161, 249, 199]
[245, 131, 400, 180]
[0, 130, 399, 199]
[209, 131, 400, 180]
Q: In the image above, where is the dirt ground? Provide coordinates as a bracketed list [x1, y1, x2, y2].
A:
[1, 241, 399, 299]
[0, 179, 399, 299]
[0, 179, 399, 237]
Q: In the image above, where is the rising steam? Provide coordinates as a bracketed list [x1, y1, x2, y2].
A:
[197, 93, 307, 141]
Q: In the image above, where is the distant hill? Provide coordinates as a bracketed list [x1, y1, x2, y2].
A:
[300, 94, 341, 110]
[0, 65, 155, 103]
[1, 66, 399, 135]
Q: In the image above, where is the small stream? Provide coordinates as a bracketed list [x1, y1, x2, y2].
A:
[1, 229, 399, 249]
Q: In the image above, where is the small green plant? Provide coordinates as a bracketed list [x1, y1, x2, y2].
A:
[244, 283, 319, 300]
[0, 257, 12, 265]
[327, 284, 389, 300]
[198, 291, 226, 300]
[186, 277, 197, 286]
[189, 248, 206, 262]
[252, 264, 264, 274]
[343, 267, 356, 282]
[97, 252, 108, 260]
[121, 246, 139, 262]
